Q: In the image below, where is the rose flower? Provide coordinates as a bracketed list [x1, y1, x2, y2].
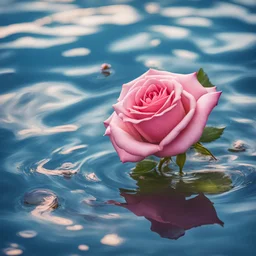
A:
[104, 69, 221, 162]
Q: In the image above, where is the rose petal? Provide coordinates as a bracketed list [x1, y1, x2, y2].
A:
[156, 91, 222, 157]
[121, 81, 181, 124]
[118, 70, 153, 101]
[104, 113, 114, 128]
[206, 86, 217, 93]
[122, 100, 176, 124]
[134, 100, 186, 143]
[109, 133, 145, 163]
[118, 69, 176, 102]
[135, 79, 165, 106]
[104, 126, 111, 136]
[109, 113, 161, 157]
[159, 90, 196, 148]
[142, 69, 207, 100]
[105, 115, 144, 162]
[131, 95, 169, 113]
[176, 72, 208, 100]
[113, 87, 139, 118]
[128, 109, 155, 119]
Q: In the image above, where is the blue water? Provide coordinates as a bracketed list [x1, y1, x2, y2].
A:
[0, 0, 256, 255]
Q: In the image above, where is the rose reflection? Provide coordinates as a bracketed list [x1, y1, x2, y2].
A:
[109, 190, 223, 240]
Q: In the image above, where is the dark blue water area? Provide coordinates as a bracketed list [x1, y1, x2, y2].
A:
[0, 0, 256, 255]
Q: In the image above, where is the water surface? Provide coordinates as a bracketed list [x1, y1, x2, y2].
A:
[0, 0, 256, 255]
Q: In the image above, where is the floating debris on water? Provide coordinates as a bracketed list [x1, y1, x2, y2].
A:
[85, 172, 100, 182]
[100, 63, 112, 77]
[228, 140, 247, 152]
[101, 63, 111, 70]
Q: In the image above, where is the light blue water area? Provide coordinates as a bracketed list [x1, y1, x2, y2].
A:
[0, 0, 256, 255]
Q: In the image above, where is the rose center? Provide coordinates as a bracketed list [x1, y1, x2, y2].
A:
[145, 98, 151, 103]
[144, 90, 159, 104]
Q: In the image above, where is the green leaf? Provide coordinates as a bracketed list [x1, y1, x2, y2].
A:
[197, 68, 214, 88]
[200, 126, 225, 143]
[132, 159, 157, 175]
[176, 152, 186, 173]
[176, 171, 233, 194]
[193, 142, 217, 160]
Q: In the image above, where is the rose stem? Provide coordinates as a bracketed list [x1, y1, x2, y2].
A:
[158, 157, 170, 176]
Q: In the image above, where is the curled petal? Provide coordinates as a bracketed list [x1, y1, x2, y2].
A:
[156, 91, 222, 157]
[130, 95, 169, 116]
[134, 100, 186, 143]
[206, 86, 217, 93]
[121, 80, 182, 124]
[175, 72, 207, 100]
[104, 113, 114, 128]
[142, 69, 207, 100]
[159, 90, 196, 148]
[118, 70, 153, 101]
[109, 113, 161, 157]
[114, 79, 148, 118]
[109, 132, 145, 163]
[104, 126, 111, 136]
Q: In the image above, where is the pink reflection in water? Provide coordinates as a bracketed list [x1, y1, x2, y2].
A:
[109, 191, 223, 240]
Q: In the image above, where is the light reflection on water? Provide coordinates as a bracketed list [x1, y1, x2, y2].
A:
[0, 0, 255, 255]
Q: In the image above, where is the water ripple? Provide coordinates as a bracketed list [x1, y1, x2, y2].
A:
[0, 82, 85, 139]
[0, 0, 255, 254]
[24, 189, 73, 225]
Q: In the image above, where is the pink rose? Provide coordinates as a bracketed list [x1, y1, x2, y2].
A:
[104, 69, 221, 162]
